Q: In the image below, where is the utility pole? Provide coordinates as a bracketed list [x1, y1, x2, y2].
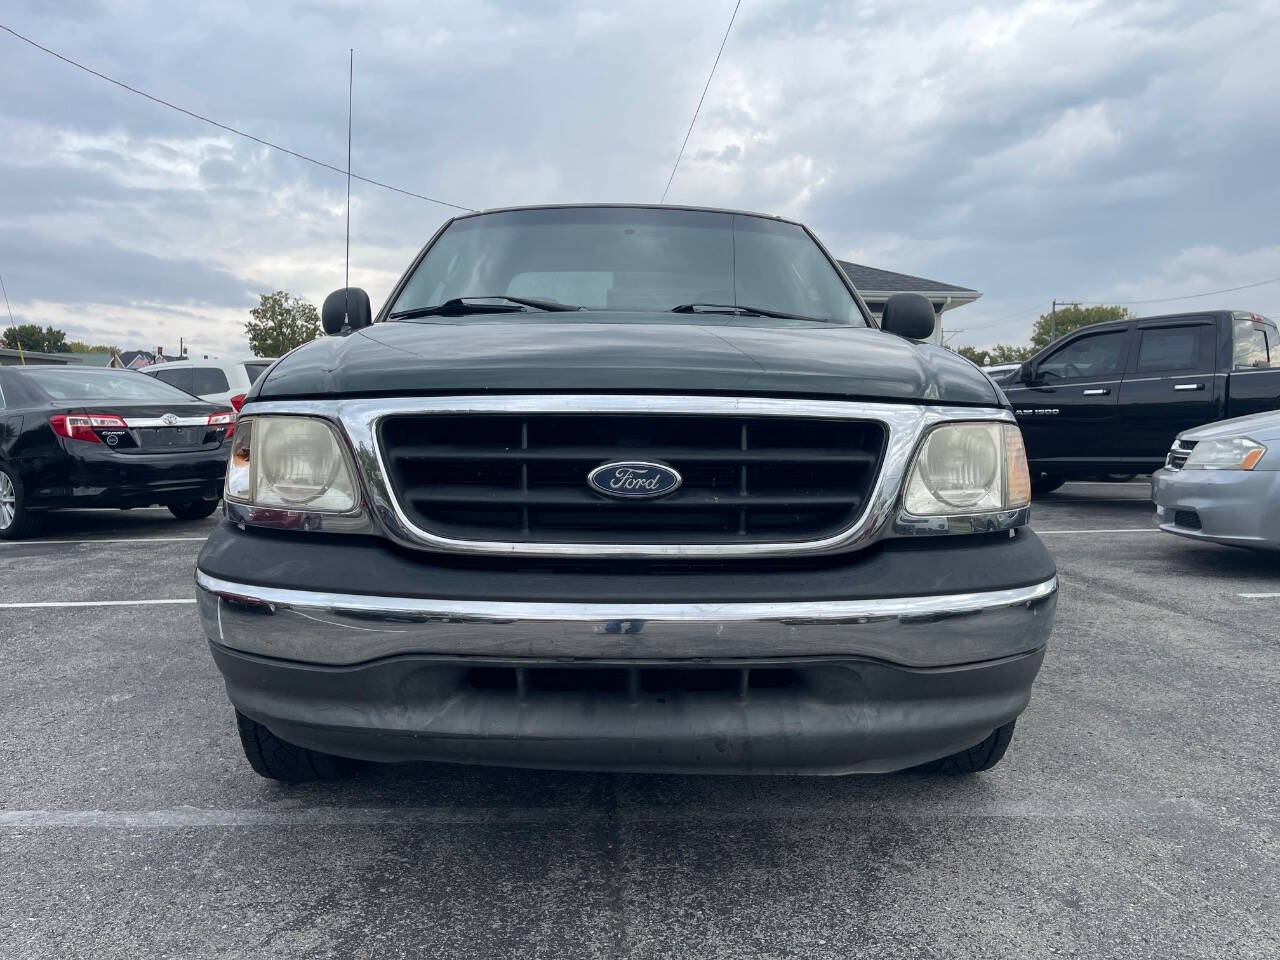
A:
[1050, 300, 1082, 342]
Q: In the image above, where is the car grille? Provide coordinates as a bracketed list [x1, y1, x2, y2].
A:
[1166, 439, 1197, 470]
[378, 413, 886, 545]
[1173, 509, 1202, 530]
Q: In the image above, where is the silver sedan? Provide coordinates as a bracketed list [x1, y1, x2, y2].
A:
[1152, 409, 1280, 550]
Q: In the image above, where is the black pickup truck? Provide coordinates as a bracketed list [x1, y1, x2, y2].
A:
[196, 204, 1058, 782]
[1002, 310, 1280, 492]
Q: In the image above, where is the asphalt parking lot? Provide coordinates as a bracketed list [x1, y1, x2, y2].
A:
[2, 483, 1278, 959]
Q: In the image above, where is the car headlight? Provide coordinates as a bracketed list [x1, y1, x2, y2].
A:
[903, 422, 1031, 516]
[1182, 437, 1267, 471]
[225, 416, 359, 513]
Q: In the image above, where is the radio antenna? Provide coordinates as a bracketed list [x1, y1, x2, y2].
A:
[344, 48, 353, 325]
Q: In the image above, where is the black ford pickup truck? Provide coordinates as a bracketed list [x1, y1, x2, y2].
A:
[1003, 310, 1280, 492]
[195, 204, 1058, 781]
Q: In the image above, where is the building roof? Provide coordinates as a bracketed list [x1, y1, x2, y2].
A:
[837, 261, 979, 298]
[117, 350, 155, 368]
[50, 351, 115, 367]
[0, 347, 82, 365]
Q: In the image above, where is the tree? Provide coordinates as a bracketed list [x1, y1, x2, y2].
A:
[67, 340, 121, 355]
[953, 345, 990, 366]
[987, 342, 1036, 364]
[952, 342, 1035, 367]
[2, 323, 67, 353]
[244, 291, 320, 357]
[1030, 305, 1130, 350]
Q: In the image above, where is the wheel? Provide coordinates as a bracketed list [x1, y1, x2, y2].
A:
[168, 499, 220, 520]
[1030, 474, 1066, 495]
[0, 465, 41, 540]
[235, 711, 354, 783]
[911, 721, 1016, 775]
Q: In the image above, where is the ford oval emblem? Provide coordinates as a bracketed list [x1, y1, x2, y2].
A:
[587, 461, 683, 500]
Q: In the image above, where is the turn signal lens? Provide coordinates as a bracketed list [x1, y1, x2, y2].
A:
[1183, 437, 1267, 470]
[225, 420, 253, 501]
[1005, 425, 1031, 507]
[903, 422, 1031, 516]
[49, 413, 128, 443]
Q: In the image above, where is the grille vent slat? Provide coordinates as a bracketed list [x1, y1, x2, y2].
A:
[379, 413, 885, 545]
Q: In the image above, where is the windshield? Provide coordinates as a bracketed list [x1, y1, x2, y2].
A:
[20, 368, 207, 403]
[389, 207, 866, 325]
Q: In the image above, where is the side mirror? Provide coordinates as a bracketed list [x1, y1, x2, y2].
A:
[1018, 360, 1037, 384]
[321, 287, 373, 335]
[880, 293, 936, 341]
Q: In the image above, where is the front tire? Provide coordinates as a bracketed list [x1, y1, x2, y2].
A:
[0, 465, 41, 540]
[911, 720, 1016, 775]
[235, 711, 354, 783]
[168, 499, 220, 521]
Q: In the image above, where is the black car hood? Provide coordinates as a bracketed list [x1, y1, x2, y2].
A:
[255, 316, 1002, 406]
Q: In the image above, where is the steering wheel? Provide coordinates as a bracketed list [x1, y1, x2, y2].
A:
[1062, 362, 1084, 378]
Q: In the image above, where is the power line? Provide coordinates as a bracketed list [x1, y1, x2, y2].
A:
[0, 274, 14, 325]
[660, 0, 742, 203]
[0, 22, 477, 213]
[963, 272, 1280, 338]
[1074, 275, 1280, 306]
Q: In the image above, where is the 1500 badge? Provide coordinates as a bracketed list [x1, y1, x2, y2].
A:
[1016, 408, 1060, 416]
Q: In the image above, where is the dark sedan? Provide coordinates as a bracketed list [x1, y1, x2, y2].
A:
[0, 365, 235, 539]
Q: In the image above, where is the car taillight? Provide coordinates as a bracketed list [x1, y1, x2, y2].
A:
[49, 413, 129, 443]
[229, 394, 247, 413]
[208, 410, 237, 440]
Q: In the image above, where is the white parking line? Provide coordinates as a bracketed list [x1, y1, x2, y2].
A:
[1237, 593, 1280, 599]
[1036, 528, 1158, 535]
[0, 796, 1210, 828]
[1039, 498, 1150, 503]
[0, 599, 196, 609]
[0, 537, 207, 546]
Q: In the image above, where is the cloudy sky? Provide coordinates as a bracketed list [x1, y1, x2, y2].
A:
[2, 0, 1278, 356]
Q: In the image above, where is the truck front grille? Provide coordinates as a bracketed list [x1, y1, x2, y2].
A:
[378, 413, 886, 545]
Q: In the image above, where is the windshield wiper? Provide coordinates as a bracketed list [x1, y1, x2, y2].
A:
[390, 295, 583, 319]
[669, 302, 827, 322]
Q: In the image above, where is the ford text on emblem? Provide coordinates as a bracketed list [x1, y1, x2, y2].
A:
[587, 461, 683, 500]
[161, 413, 180, 426]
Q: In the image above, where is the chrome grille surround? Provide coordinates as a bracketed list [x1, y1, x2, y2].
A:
[236, 395, 1018, 559]
[1166, 438, 1198, 470]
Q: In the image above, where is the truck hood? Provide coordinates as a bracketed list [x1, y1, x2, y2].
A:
[254, 316, 1002, 406]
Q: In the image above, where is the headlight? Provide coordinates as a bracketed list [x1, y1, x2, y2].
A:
[224, 416, 359, 513]
[903, 422, 1031, 516]
[1182, 437, 1266, 471]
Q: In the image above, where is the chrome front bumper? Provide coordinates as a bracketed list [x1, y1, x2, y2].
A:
[195, 570, 1058, 669]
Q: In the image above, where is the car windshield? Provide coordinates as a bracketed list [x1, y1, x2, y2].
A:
[388, 207, 866, 325]
[20, 368, 205, 403]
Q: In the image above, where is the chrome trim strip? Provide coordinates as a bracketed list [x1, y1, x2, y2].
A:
[239, 395, 1016, 559]
[195, 570, 1058, 668]
[123, 416, 214, 428]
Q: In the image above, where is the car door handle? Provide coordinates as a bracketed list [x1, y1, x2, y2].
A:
[1082, 388, 1110, 396]
[1173, 383, 1204, 391]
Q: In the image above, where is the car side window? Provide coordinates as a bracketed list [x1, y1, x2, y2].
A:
[191, 367, 230, 394]
[1233, 318, 1276, 369]
[151, 367, 195, 393]
[1037, 330, 1129, 381]
[1134, 326, 1209, 373]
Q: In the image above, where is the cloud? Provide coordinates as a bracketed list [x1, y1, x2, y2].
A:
[0, 0, 1276, 359]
